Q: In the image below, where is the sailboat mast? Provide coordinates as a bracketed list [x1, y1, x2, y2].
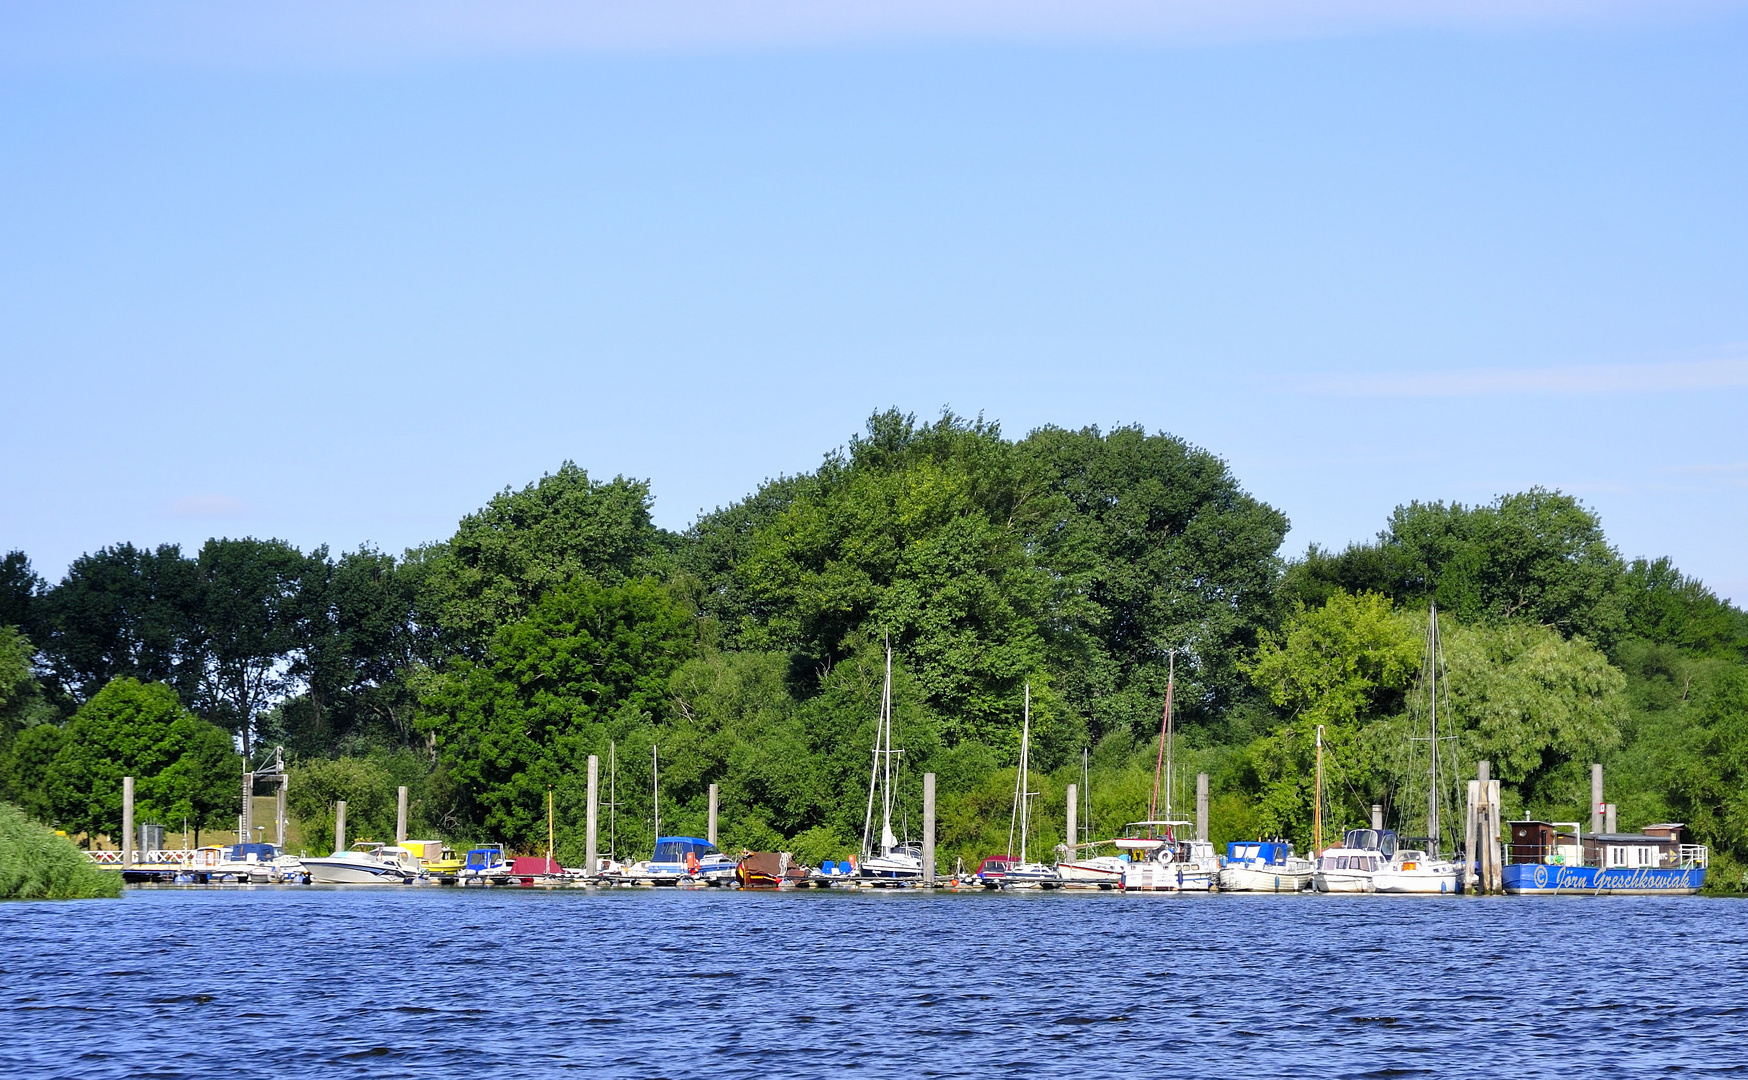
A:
[609, 741, 617, 862]
[652, 743, 660, 849]
[1428, 604, 1440, 853]
[1082, 747, 1091, 847]
[1020, 683, 1031, 864]
[1314, 723, 1325, 854]
[881, 642, 895, 856]
[1164, 650, 1176, 821]
[547, 786, 555, 867]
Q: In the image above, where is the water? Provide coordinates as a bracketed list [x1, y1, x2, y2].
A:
[3, 887, 1743, 1078]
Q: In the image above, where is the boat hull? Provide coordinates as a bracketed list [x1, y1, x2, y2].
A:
[1122, 864, 1212, 892]
[1219, 866, 1311, 893]
[1372, 868, 1460, 894]
[303, 859, 414, 885]
[1503, 864, 1704, 895]
[1312, 871, 1374, 893]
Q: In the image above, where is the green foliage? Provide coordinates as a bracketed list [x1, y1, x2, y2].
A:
[415, 463, 664, 652]
[1284, 489, 1629, 651]
[0, 802, 122, 900]
[416, 576, 697, 853]
[287, 755, 399, 853]
[1621, 557, 1748, 660]
[42, 679, 240, 842]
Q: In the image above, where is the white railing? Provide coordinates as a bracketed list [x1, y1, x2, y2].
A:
[1678, 844, 1709, 869]
[85, 849, 199, 866]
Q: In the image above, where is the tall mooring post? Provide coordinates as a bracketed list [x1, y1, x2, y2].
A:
[1196, 773, 1210, 842]
[275, 776, 287, 849]
[334, 800, 347, 855]
[395, 786, 408, 844]
[922, 772, 936, 886]
[1464, 781, 1480, 891]
[586, 754, 600, 877]
[241, 769, 254, 843]
[1590, 763, 1604, 836]
[1066, 783, 1078, 858]
[121, 776, 135, 866]
[708, 783, 719, 847]
[1605, 802, 1618, 834]
[1371, 804, 1384, 831]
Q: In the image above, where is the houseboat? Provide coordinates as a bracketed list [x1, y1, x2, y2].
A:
[1502, 821, 1706, 895]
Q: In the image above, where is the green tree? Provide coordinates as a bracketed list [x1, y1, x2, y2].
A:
[417, 576, 697, 852]
[190, 537, 324, 758]
[0, 551, 43, 635]
[44, 678, 239, 843]
[286, 755, 399, 853]
[35, 542, 202, 703]
[415, 463, 665, 654]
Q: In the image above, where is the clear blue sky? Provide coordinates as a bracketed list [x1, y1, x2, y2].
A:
[3, 3, 1745, 599]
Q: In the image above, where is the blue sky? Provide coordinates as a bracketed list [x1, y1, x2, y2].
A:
[3, 2, 1746, 599]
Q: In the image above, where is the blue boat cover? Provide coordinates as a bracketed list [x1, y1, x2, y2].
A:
[653, 837, 719, 862]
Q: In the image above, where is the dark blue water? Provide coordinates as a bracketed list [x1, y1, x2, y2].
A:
[3, 886, 1743, 1078]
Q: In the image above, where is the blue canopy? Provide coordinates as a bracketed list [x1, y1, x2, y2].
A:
[653, 837, 718, 862]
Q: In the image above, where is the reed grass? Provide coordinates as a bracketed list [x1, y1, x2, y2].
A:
[0, 802, 123, 900]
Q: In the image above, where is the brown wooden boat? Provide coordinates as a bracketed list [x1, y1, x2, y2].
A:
[735, 851, 809, 889]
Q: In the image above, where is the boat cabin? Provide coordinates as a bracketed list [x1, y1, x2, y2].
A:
[1509, 820, 1691, 869]
[651, 837, 718, 864]
[464, 845, 507, 872]
[1226, 841, 1294, 867]
[1338, 829, 1398, 858]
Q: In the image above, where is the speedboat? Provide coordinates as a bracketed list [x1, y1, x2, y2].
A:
[1001, 861, 1061, 889]
[1219, 840, 1313, 893]
[303, 842, 421, 884]
[968, 855, 1017, 889]
[1313, 828, 1396, 893]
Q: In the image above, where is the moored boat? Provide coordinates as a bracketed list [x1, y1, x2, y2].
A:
[1312, 828, 1394, 893]
[1502, 821, 1706, 895]
[1219, 840, 1313, 893]
[304, 842, 421, 884]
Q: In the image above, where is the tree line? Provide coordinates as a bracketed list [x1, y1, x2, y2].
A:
[1, 410, 1743, 883]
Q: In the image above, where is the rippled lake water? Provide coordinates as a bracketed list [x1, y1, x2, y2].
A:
[3, 886, 1744, 1078]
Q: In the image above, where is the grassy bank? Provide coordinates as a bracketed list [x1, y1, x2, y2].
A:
[0, 803, 123, 900]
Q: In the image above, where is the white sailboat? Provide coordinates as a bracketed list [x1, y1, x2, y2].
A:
[1055, 749, 1126, 886]
[1002, 683, 1059, 888]
[1374, 604, 1460, 895]
[1118, 654, 1216, 892]
[856, 642, 925, 880]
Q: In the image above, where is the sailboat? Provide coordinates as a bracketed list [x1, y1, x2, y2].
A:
[1055, 747, 1127, 887]
[1373, 604, 1461, 895]
[1001, 684, 1060, 888]
[1118, 652, 1217, 892]
[856, 642, 926, 880]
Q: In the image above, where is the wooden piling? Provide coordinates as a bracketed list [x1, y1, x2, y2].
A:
[1066, 783, 1078, 857]
[708, 783, 719, 847]
[1196, 773, 1209, 842]
[1464, 780, 1480, 891]
[396, 786, 408, 844]
[275, 777, 287, 849]
[121, 776, 134, 867]
[586, 754, 599, 877]
[1605, 802, 1617, 834]
[1591, 763, 1604, 837]
[334, 800, 347, 855]
[922, 772, 936, 886]
[1371, 803, 1383, 831]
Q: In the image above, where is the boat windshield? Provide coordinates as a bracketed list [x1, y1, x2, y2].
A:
[1341, 830, 1398, 858]
[653, 837, 717, 862]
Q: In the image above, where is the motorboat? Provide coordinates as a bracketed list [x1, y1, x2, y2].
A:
[967, 855, 1017, 889]
[1219, 840, 1313, 893]
[1372, 848, 1461, 894]
[303, 842, 421, 884]
[1312, 829, 1396, 893]
[617, 837, 736, 885]
[458, 845, 513, 885]
[1115, 821, 1216, 892]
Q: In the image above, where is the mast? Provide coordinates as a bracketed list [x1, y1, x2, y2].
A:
[1428, 603, 1440, 853]
[1081, 747, 1091, 848]
[1020, 683, 1032, 863]
[546, 785, 555, 868]
[1164, 650, 1176, 821]
[881, 642, 895, 856]
[1314, 724, 1324, 854]
[609, 740, 617, 863]
[652, 743, 660, 850]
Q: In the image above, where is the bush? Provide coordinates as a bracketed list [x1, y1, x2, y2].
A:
[0, 802, 122, 900]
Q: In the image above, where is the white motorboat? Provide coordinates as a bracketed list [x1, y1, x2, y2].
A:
[1372, 849, 1461, 894]
[1312, 828, 1395, 892]
[617, 837, 737, 885]
[1054, 854, 1127, 886]
[303, 842, 420, 884]
[1219, 841, 1314, 893]
[1117, 823, 1216, 892]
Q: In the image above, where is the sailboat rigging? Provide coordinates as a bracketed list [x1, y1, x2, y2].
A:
[857, 640, 924, 879]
